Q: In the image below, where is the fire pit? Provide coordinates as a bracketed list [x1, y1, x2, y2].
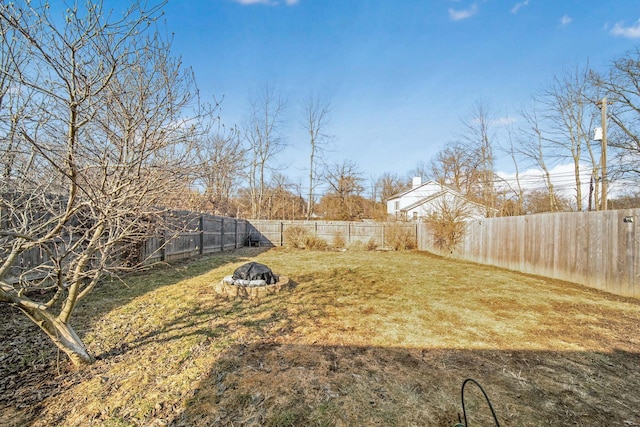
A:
[215, 262, 289, 299]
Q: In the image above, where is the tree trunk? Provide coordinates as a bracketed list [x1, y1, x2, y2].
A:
[19, 305, 95, 366]
[574, 159, 583, 211]
[307, 146, 314, 220]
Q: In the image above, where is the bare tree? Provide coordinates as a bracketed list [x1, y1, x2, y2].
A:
[459, 100, 497, 214]
[0, 0, 202, 365]
[320, 160, 365, 220]
[407, 160, 430, 183]
[0, 17, 35, 190]
[538, 65, 599, 211]
[591, 48, 640, 168]
[518, 104, 562, 212]
[375, 172, 410, 203]
[429, 141, 481, 195]
[524, 189, 572, 214]
[194, 119, 246, 216]
[301, 94, 331, 220]
[608, 190, 640, 209]
[264, 172, 304, 220]
[243, 84, 287, 219]
[498, 124, 525, 216]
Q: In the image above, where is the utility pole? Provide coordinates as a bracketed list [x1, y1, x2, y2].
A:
[593, 98, 609, 211]
[601, 97, 608, 211]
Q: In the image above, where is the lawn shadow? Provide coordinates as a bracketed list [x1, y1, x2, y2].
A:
[78, 247, 273, 323]
[93, 278, 299, 361]
[167, 343, 640, 426]
[0, 247, 271, 426]
[3, 247, 640, 426]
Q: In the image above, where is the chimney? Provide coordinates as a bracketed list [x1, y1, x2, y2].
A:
[412, 176, 422, 188]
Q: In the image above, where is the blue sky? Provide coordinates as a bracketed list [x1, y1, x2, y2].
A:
[157, 0, 640, 190]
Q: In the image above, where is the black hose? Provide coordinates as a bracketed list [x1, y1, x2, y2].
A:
[459, 378, 501, 426]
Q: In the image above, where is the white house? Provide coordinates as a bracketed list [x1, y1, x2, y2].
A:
[386, 177, 495, 221]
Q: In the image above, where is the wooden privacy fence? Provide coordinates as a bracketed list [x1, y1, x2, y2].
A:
[449, 209, 640, 298]
[3, 213, 249, 282]
[143, 213, 248, 264]
[247, 220, 419, 248]
[249, 214, 640, 299]
[7, 204, 639, 299]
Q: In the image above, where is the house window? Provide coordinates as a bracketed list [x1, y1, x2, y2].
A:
[412, 211, 418, 220]
[394, 201, 399, 211]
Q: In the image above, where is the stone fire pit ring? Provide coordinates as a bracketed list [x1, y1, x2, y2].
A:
[214, 262, 290, 299]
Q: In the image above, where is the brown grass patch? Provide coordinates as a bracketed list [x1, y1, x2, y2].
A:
[1, 247, 640, 426]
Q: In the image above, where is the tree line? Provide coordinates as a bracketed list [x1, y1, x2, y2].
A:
[375, 57, 640, 217]
[175, 53, 640, 220]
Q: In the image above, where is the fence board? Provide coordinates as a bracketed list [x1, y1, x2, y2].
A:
[154, 211, 640, 299]
[8, 204, 639, 299]
[442, 209, 640, 298]
[248, 220, 417, 249]
[141, 215, 248, 263]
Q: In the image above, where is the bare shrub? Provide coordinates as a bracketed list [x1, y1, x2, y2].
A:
[332, 232, 346, 249]
[425, 198, 470, 253]
[283, 226, 327, 250]
[365, 237, 378, 251]
[304, 234, 329, 251]
[284, 226, 310, 248]
[385, 223, 417, 251]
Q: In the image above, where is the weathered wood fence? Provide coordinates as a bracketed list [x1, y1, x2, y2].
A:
[143, 213, 248, 263]
[448, 209, 640, 298]
[249, 213, 640, 299]
[3, 213, 249, 280]
[7, 205, 640, 298]
[247, 220, 419, 248]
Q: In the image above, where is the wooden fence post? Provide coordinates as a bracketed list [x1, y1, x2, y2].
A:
[220, 217, 225, 251]
[280, 222, 284, 247]
[199, 215, 204, 255]
[234, 218, 239, 249]
[382, 223, 386, 247]
[160, 229, 166, 262]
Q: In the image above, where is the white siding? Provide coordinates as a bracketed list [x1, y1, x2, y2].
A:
[386, 181, 446, 215]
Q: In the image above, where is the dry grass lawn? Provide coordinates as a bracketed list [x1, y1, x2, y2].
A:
[1, 247, 640, 426]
